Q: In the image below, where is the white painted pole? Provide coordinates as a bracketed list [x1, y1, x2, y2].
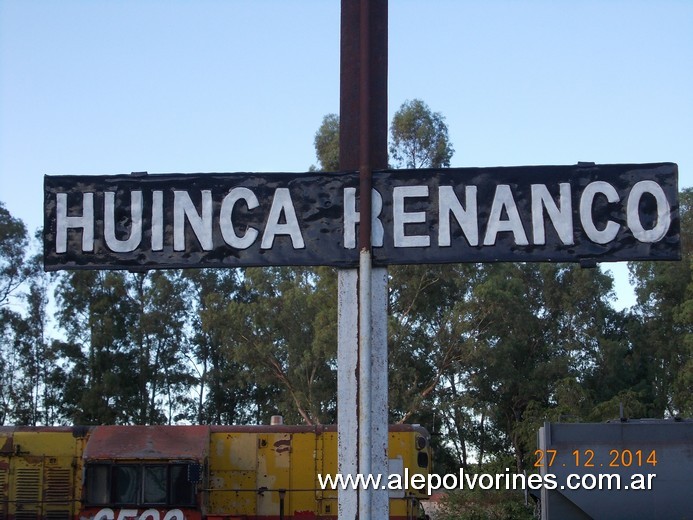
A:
[370, 266, 389, 518]
[358, 249, 373, 519]
[338, 263, 389, 520]
[337, 269, 359, 519]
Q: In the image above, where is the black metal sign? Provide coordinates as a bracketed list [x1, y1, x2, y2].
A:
[43, 163, 680, 271]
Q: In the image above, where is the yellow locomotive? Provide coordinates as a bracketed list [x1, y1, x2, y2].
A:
[0, 423, 431, 520]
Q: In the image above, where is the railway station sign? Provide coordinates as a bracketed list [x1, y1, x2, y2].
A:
[44, 162, 680, 271]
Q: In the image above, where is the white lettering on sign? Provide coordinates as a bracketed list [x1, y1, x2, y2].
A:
[393, 185, 430, 248]
[484, 184, 529, 246]
[93, 508, 185, 520]
[627, 180, 671, 242]
[56, 192, 94, 253]
[152, 190, 164, 251]
[174, 190, 213, 251]
[260, 188, 305, 250]
[219, 187, 260, 249]
[343, 187, 385, 248]
[105, 191, 143, 252]
[341, 181, 672, 249]
[580, 181, 620, 244]
[55, 188, 307, 254]
[531, 183, 573, 246]
[51, 178, 674, 259]
[438, 185, 478, 247]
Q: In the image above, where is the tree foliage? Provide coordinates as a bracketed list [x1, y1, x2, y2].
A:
[0, 202, 32, 307]
[222, 267, 338, 425]
[627, 187, 693, 417]
[390, 99, 454, 169]
[312, 113, 340, 171]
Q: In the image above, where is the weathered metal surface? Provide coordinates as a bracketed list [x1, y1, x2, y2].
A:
[83, 425, 209, 460]
[209, 423, 429, 435]
[0, 428, 81, 520]
[43, 163, 680, 271]
[210, 424, 334, 434]
[44, 171, 357, 271]
[538, 419, 693, 520]
[0, 434, 13, 455]
[0, 424, 430, 519]
[369, 266, 390, 518]
[337, 269, 359, 520]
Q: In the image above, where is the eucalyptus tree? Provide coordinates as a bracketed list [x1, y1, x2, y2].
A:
[387, 100, 478, 472]
[54, 270, 133, 424]
[388, 262, 482, 470]
[185, 268, 263, 425]
[0, 202, 31, 307]
[54, 269, 196, 424]
[8, 266, 53, 425]
[627, 188, 692, 417]
[0, 203, 28, 423]
[389, 99, 454, 169]
[312, 113, 340, 171]
[222, 266, 338, 425]
[457, 262, 618, 471]
[0, 206, 55, 425]
[128, 270, 197, 424]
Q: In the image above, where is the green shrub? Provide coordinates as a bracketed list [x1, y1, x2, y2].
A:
[434, 488, 535, 520]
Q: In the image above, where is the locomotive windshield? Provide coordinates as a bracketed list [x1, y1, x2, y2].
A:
[85, 463, 196, 506]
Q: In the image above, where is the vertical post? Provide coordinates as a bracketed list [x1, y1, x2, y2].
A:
[338, 1, 388, 518]
[337, 269, 359, 519]
[358, 249, 373, 518]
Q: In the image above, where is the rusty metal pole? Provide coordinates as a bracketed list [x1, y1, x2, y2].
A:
[358, 0, 373, 253]
[338, 1, 388, 518]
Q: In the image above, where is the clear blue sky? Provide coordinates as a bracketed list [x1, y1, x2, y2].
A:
[2, 0, 692, 307]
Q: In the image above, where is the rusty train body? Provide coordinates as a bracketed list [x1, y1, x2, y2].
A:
[0, 424, 431, 520]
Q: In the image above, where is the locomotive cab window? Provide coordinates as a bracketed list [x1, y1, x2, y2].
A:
[170, 464, 195, 505]
[113, 465, 139, 504]
[85, 463, 197, 507]
[143, 465, 167, 504]
[86, 465, 110, 505]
